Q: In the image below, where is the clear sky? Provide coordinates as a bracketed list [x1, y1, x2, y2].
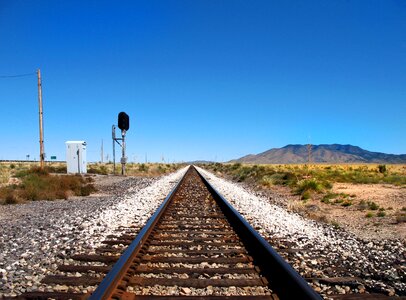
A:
[0, 1, 405, 162]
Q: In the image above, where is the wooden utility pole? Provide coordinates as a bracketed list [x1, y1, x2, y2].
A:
[37, 69, 45, 169]
[307, 143, 312, 164]
[101, 139, 104, 163]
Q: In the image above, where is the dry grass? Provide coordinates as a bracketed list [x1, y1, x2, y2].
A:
[0, 166, 96, 204]
[202, 162, 406, 239]
[0, 161, 184, 204]
[204, 162, 406, 188]
[1, 161, 185, 178]
[87, 162, 185, 176]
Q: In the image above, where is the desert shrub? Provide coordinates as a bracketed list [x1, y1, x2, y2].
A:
[396, 213, 406, 223]
[378, 165, 387, 174]
[88, 165, 108, 175]
[0, 187, 19, 204]
[138, 164, 149, 172]
[334, 198, 344, 204]
[9, 164, 15, 169]
[231, 163, 241, 170]
[301, 190, 311, 200]
[367, 201, 379, 210]
[269, 172, 296, 186]
[296, 179, 323, 194]
[0, 167, 97, 203]
[358, 200, 368, 210]
[365, 212, 374, 218]
[341, 200, 353, 207]
[321, 193, 336, 204]
[260, 175, 274, 187]
[157, 165, 166, 174]
[80, 184, 97, 196]
[331, 221, 340, 229]
[382, 175, 406, 186]
[377, 211, 386, 217]
[46, 165, 67, 173]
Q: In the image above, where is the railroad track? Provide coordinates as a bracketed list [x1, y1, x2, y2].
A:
[20, 166, 321, 300]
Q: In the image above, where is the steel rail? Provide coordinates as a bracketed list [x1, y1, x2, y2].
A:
[195, 167, 322, 300]
[89, 170, 188, 300]
[90, 166, 322, 299]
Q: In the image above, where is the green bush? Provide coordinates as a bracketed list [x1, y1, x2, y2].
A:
[265, 172, 296, 186]
[138, 164, 149, 172]
[367, 201, 379, 210]
[365, 212, 374, 218]
[296, 179, 323, 194]
[378, 165, 387, 174]
[377, 211, 386, 217]
[322, 193, 343, 204]
[301, 190, 311, 200]
[231, 163, 241, 170]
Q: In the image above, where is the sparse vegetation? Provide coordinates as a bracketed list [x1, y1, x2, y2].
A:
[0, 161, 184, 204]
[341, 200, 352, 207]
[365, 212, 374, 218]
[377, 211, 386, 217]
[86, 162, 183, 176]
[202, 163, 406, 189]
[378, 164, 387, 174]
[396, 212, 406, 223]
[200, 162, 406, 239]
[331, 221, 340, 229]
[358, 200, 368, 210]
[202, 163, 406, 207]
[0, 166, 96, 204]
[367, 201, 379, 210]
[301, 190, 311, 200]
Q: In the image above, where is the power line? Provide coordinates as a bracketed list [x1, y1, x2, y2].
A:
[0, 72, 36, 78]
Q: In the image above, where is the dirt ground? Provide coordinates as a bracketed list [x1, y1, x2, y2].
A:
[286, 183, 406, 241]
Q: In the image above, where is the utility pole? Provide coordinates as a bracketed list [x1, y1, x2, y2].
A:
[101, 139, 104, 163]
[307, 143, 312, 164]
[37, 69, 45, 169]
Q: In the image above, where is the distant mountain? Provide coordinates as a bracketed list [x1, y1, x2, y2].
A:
[230, 144, 406, 164]
[187, 160, 214, 164]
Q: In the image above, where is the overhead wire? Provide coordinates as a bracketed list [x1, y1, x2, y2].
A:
[0, 72, 36, 78]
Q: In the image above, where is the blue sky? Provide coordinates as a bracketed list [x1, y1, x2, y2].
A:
[0, 1, 405, 162]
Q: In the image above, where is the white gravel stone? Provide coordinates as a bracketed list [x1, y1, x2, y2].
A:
[0, 167, 188, 297]
[196, 166, 406, 296]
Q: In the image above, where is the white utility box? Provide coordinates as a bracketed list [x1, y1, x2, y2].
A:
[65, 141, 87, 174]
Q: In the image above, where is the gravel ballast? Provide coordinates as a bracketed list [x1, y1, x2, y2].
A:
[1, 165, 404, 298]
[197, 167, 406, 298]
[0, 167, 188, 297]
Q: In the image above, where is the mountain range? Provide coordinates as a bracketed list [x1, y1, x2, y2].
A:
[231, 144, 406, 164]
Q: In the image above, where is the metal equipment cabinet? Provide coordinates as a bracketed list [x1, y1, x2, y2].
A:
[65, 141, 87, 174]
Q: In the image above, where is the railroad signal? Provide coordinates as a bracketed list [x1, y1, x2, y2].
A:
[118, 112, 130, 132]
[112, 112, 130, 175]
